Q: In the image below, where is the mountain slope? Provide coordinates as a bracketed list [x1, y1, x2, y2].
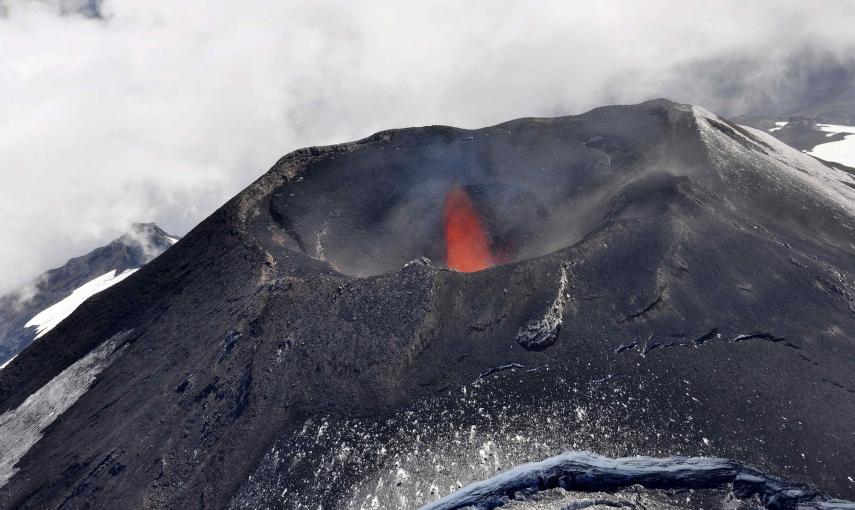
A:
[0, 100, 853, 509]
[0, 223, 179, 368]
[737, 101, 855, 169]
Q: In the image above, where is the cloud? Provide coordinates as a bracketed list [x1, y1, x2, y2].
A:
[0, 0, 854, 292]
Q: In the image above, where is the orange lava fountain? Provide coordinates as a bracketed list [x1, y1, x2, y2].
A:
[443, 185, 494, 272]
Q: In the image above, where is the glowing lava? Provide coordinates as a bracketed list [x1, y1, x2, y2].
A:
[443, 185, 494, 272]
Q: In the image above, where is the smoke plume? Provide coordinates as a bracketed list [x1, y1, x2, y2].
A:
[1, 0, 854, 292]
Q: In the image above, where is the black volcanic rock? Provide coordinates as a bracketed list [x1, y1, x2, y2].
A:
[0, 223, 178, 367]
[0, 100, 853, 509]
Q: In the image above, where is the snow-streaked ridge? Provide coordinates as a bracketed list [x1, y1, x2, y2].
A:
[0, 355, 17, 371]
[24, 269, 138, 339]
[0, 331, 130, 488]
[515, 263, 570, 350]
[693, 106, 855, 219]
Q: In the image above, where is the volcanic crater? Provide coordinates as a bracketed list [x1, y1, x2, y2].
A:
[1, 99, 854, 509]
[265, 103, 703, 276]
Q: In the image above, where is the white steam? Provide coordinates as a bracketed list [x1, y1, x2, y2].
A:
[1, 0, 854, 292]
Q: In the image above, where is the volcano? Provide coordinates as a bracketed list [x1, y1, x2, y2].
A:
[0, 100, 854, 509]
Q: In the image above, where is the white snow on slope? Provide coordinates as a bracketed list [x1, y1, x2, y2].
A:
[808, 124, 855, 168]
[0, 332, 129, 487]
[0, 355, 17, 371]
[769, 121, 788, 132]
[816, 124, 855, 135]
[24, 269, 138, 340]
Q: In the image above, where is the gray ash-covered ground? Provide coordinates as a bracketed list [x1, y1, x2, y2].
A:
[231, 366, 837, 509]
[0, 100, 853, 509]
[232, 367, 708, 508]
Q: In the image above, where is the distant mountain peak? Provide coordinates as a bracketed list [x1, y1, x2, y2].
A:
[127, 222, 171, 235]
[0, 222, 180, 367]
[114, 222, 180, 265]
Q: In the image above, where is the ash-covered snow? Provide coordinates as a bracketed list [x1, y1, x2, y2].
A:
[230, 368, 722, 509]
[515, 263, 572, 350]
[0, 331, 129, 487]
[24, 269, 138, 339]
[807, 124, 855, 168]
[417, 451, 852, 510]
[230, 352, 855, 510]
[769, 121, 789, 133]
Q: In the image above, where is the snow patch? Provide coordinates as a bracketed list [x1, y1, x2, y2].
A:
[815, 124, 855, 135]
[769, 121, 788, 132]
[0, 354, 17, 371]
[24, 269, 138, 339]
[0, 331, 129, 488]
[808, 124, 855, 168]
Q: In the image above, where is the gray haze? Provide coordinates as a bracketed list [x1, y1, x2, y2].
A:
[0, 0, 854, 293]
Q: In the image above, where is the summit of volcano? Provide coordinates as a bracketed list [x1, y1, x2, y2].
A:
[1, 99, 854, 509]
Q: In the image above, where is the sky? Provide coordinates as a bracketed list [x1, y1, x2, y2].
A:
[1, 0, 854, 293]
